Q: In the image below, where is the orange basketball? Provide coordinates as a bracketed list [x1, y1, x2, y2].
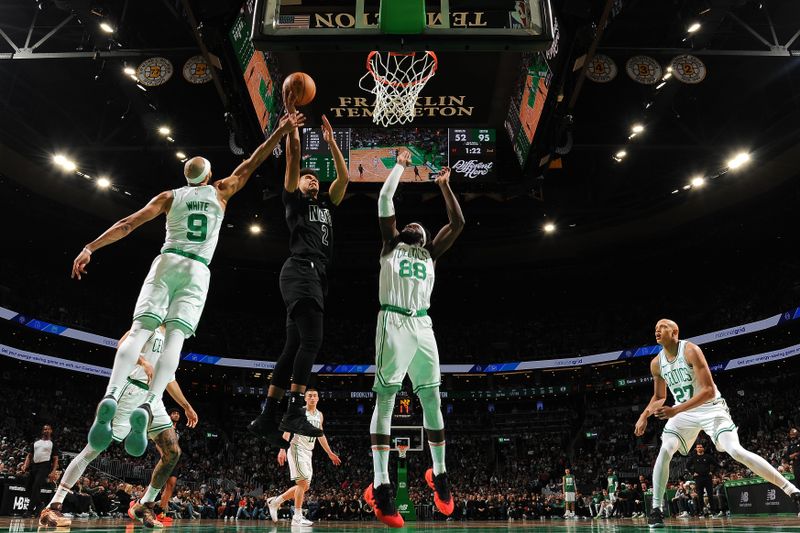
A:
[283, 72, 316, 106]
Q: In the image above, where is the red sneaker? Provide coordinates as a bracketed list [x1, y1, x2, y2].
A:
[364, 483, 404, 528]
[425, 468, 454, 516]
[157, 512, 173, 525]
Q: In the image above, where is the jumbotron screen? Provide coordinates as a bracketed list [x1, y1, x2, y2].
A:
[301, 127, 496, 182]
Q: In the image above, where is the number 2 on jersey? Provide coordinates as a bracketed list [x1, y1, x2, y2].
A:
[186, 214, 208, 242]
[321, 224, 329, 246]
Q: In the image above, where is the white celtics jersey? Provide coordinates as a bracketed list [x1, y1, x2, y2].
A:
[659, 340, 720, 405]
[291, 409, 322, 451]
[161, 185, 224, 265]
[128, 328, 168, 384]
[379, 243, 435, 312]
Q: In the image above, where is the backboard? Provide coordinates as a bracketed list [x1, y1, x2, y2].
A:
[252, 0, 554, 52]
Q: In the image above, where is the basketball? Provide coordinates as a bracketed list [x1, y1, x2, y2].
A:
[283, 72, 316, 106]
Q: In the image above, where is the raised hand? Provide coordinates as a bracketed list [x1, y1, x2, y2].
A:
[397, 149, 412, 167]
[435, 166, 451, 187]
[321, 114, 335, 144]
[184, 405, 199, 428]
[278, 112, 305, 135]
[284, 86, 297, 113]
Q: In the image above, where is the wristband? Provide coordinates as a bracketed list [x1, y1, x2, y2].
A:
[83, 247, 93, 255]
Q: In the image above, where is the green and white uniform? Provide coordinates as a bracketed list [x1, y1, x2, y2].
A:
[288, 408, 322, 482]
[132, 185, 224, 336]
[607, 474, 618, 503]
[112, 328, 173, 442]
[373, 242, 440, 393]
[660, 340, 737, 455]
[563, 475, 576, 502]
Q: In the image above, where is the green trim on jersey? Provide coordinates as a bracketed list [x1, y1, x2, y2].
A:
[376, 312, 392, 387]
[663, 428, 689, 455]
[713, 424, 738, 443]
[164, 317, 196, 334]
[380, 304, 428, 317]
[134, 312, 164, 325]
[126, 377, 149, 390]
[162, 248, 210, 266]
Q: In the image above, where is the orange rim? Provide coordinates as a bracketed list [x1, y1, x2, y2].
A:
[366, 51, 438, 88]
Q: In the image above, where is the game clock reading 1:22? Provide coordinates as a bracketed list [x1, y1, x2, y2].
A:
[448, 128, 496, 179]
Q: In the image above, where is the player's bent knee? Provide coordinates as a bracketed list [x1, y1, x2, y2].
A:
[297, 479, 310, 490]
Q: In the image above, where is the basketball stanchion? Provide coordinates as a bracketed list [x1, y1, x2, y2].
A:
[394, 437, 417, 521]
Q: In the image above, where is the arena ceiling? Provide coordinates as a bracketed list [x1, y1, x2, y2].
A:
[1, 0, 799, 265]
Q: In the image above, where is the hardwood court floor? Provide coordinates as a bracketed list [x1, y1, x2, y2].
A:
[2, 516, 799, 531]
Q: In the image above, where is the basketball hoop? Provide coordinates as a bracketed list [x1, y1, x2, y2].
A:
[397, 444, 409, 459]
[358, 51, 438, 127]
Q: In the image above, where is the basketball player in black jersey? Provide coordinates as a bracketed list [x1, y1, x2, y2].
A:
[250, 91, 349, 440]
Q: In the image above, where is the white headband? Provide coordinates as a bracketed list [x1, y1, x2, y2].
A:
[411, 223, 426, 247]
[186, 158, 210, 184]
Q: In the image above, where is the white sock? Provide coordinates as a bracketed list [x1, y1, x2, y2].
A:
[49, 444, 102, 506]
[652, 436, 680, 510]
[429, 441, 446, 475]
[140, 485, 161, 504]
[372, 445, 390, 486]
[104, 323, 153, 400]
[144, 326, 185, 406]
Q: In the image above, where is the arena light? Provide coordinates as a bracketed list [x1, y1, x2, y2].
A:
[543, 222, 556, 233]
[671, 189, 680, 194]
[727, 152, 751, 170]
[656, 81, 666, 90]
[682, 184, 691, 190]
[99, 22, 115, 34]
[136, 83, 147, 91]
[615, 150, 627, 159]
[249, 224, 262, 235]
[158, 126, 171, 136]
[53, 154, 67, 166]
[662, 72, 672, 80]
[53, 154, 77, 172]
[123, 66, 135, 76]
[97, 177, 111, 189]
[690, 176, 706, 188]
[176, 151, 187, 159]
[631, 124, 644, 134]
[687, 22, 701, 33]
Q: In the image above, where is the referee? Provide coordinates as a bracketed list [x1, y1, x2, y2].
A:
[687, 442, 718, 516]
[249, 90, 349, 440]
[21, 424, 59, 518]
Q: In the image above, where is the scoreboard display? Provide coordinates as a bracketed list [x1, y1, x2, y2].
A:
[300, 128, 351, 182]
[448, 128, 496, 179]
[301, 127, 496, 182]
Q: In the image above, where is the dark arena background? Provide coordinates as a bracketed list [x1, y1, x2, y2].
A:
[2, 0, 800, 531]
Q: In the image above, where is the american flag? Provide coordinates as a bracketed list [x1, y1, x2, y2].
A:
[278, 14, 310, 28]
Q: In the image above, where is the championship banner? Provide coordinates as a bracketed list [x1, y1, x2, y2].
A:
[625, 55, 662, 85]
[137, 57, 173, 87]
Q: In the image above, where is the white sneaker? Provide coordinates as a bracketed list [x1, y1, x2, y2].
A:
[267, 497, 280, 522]
[291, 514, 312, 526]
[678, 511, 689, 518]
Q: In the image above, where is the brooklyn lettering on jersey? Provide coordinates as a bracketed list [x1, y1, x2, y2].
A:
[663, 367, 692, 387]
[308, 205, 332, 225]
[186, 200, 211, 212]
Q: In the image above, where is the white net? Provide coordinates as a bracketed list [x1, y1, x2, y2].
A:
[359, 51, 438, 127]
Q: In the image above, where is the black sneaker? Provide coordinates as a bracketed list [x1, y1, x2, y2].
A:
[792, 492, 800, 517]
[279, 409, 323, 437]
[248, 397, 284, 438]
[648, 507, 664, 528]
[425, 469, 454, 515]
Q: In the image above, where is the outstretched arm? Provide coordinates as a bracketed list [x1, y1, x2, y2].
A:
[317, 413, 341, 465]
[283, 90, 302, 193]
[428, 168, 465, 260]
[324, 116, 350, 205]
[217, 112, 304, 202]
[378, 150, 410, 255]
[166, 381, 198, 428]
[71, 191, 173, 280]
